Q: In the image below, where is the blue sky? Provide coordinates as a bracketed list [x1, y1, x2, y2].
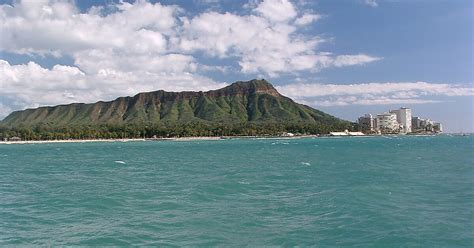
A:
[0, 0, 472, 132]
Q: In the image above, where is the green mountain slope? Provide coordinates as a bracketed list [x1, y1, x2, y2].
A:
[1, 79, 347, 128]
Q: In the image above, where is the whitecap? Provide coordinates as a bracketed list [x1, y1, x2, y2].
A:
[114, 160, 126, 164]
[238, 181, 250, 185]
[301, 162, 311, 166]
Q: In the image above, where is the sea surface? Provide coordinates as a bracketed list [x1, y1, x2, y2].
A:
[0, 135, 473, 246]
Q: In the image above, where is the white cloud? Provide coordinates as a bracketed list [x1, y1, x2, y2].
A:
[74, 49, 198, 74]
[1, 0, 380, 77]
[277, 82, 474, 97]
[364, 0, 378, 7]
[176, 9, 377, 76]
[294, 13, 322, 26]
[277, 82, 474, 106]
[0, 0, 179, 56]
[254, 0, 297, 23]
[305, 98, 440, 107]
[333, 54, 382, 67]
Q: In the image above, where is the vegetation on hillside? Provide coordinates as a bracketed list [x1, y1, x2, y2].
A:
[0, 79, 354, 140]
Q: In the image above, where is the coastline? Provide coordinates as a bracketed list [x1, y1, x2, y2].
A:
[0, 138, 147, 145]
[0, 133, 456, 145]
[0, 136, 314, 144]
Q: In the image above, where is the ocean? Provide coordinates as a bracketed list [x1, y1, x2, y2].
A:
[0, 136, 472, 246]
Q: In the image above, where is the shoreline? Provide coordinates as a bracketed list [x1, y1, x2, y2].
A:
[0, 136, 314, 144]
[0, 133, 457, 145]
[0, 138, 147, 145]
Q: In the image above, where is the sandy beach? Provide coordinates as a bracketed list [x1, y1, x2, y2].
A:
[0, 135, 326, 144]
[0, 138, 147, 145]
[0, 137, 227, 144]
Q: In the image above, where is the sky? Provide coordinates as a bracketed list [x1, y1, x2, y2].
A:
[0, 0, 472, 132]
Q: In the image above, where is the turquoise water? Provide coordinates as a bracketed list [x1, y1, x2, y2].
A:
[0, 136, 473, 246]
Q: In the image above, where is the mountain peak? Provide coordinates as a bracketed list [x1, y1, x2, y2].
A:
[217, 79, 280, 96]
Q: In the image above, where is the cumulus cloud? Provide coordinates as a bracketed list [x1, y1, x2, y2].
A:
[0, 0, 380, 77]
[0, 0, 178, 55]
[176, 12, 379, 76]
[177, 11, 324, 76]
[277, 82, 474, 106]
[175, 2, 378, 76]
[254, 0, 297, 23]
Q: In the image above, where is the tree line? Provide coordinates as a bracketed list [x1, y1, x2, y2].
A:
[0, 121, 355, 141]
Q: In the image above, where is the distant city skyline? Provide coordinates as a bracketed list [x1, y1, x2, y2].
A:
[0, 0, 472, 132]
[357, 107, 443, 134]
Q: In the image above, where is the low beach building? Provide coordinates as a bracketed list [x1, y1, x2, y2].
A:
[330, 130, 365, 136]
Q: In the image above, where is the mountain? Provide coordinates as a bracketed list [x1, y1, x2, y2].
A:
[1, 79, 347, 128]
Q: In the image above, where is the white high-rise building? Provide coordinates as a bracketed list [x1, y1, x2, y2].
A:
[390, 107, 412, 133]
[376, 113, 398, 133]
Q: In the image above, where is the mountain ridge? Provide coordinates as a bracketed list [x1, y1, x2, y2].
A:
[1, 79, 348, 129]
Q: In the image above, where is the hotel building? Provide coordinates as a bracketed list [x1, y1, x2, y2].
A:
[358, 108, 441, 134]
[376, 113, 398, 133]
[358, 114, 375, 133]
[390, 107, 412, 133]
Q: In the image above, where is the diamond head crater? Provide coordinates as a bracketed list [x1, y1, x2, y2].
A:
[0, 79, 353, 140]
